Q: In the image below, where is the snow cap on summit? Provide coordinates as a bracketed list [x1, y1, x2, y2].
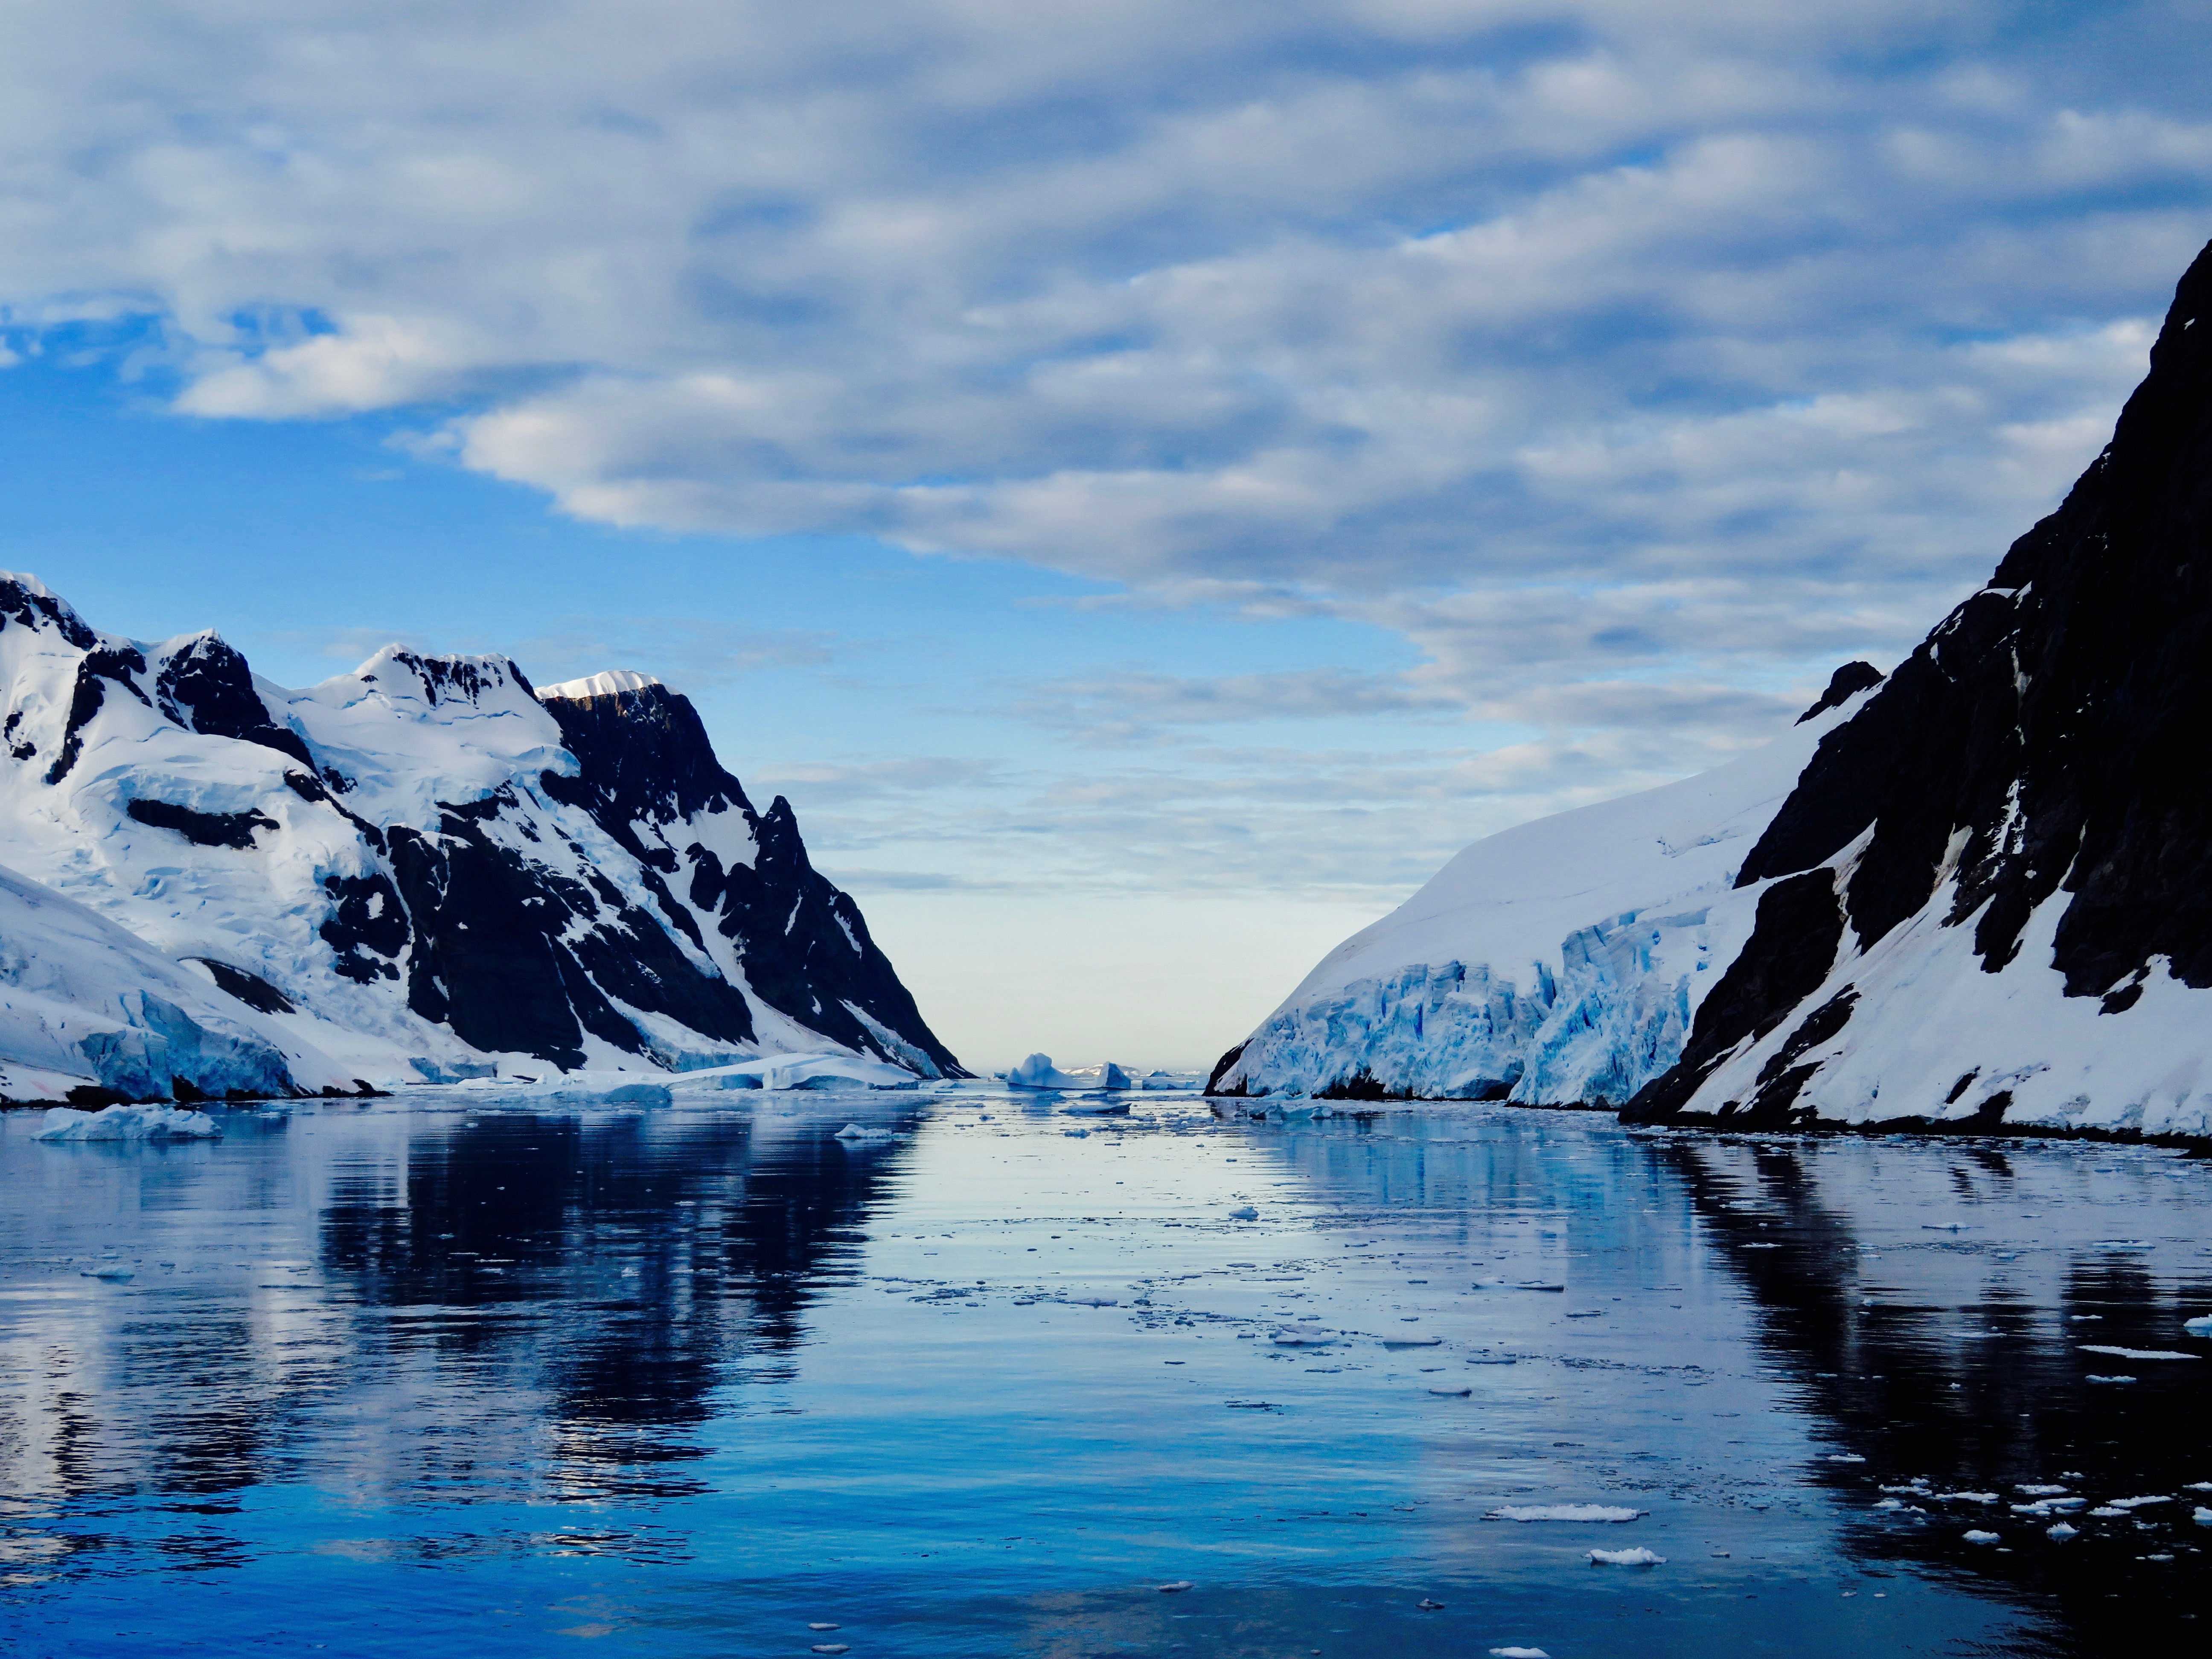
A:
[539, 669, 664, 700]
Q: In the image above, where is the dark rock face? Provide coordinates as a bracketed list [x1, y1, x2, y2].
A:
[126, 797, 278, 850]
[1796, 661, 1883, 724]
[154, 634, 316, 768]
[1627, 236, 2212, 1124]
[540, 681, 965, 1078]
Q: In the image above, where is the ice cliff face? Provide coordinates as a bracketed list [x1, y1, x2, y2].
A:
[1220, 237, 2212, 1140]
[0, 579, 962, 1101]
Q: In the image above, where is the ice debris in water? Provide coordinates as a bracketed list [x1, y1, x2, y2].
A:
[1271, 1324, 1334, 1346]
[1962, 1530, 2001, 1544]
[1416, 1597, 1445, 1610]
[1489, 1650, 1550, 1659]
[1063, 1128, 1090, 1138]
[1228, 1205, 1258, 1220]
[1485, 1505, 1644, 1523]
[1589, 1547, 1665, 1566]
[2080, 1344, 2200, 1361]
[2086, 1375, 2138, 1385]
[2195, 1507, 2212, 1525]
[35, 1103, 221, 1141]
[1001, 1053, 1086, 1089]
[832, 1123, 897, 1141]
[1157, 1581, 1193, 1593]
[2048, 1522, 2080, 1540]
[2182, 1313, 2212, 1335]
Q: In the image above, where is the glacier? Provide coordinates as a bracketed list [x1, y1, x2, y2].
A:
[1217, 234, 2212, 1141]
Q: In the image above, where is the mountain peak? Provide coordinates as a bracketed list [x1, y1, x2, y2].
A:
[538, 669, 664, 701]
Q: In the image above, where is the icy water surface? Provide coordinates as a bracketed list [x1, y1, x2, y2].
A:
[3, 1089, 2209, 1658]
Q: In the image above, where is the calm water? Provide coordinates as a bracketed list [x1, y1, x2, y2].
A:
[3, 1087, 2208, 1658]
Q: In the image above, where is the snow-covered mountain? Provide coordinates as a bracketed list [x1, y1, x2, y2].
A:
[0, 578, 962, 1102]
[1214, 237, 2212, 1141]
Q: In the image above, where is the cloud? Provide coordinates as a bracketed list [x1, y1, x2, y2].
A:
[3, 0, 2209, 919]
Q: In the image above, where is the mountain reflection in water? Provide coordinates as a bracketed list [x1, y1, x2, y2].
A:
[1, 1091, 2205, 1658]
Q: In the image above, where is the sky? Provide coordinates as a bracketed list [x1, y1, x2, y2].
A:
[2, 1, 2209, 1072]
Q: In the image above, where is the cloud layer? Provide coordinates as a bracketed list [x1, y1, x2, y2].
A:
[5, 1, 2210, 933]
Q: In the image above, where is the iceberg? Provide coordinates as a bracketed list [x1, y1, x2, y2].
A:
[1002, 1053, 1084, 1089]
[35, 1103, 222, 1141]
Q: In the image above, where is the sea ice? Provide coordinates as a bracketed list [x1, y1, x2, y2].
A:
[1063, 1100, 1131, 1116]
[1588, 1547, 1665, 1565]
[35, 1103, 221, 1141]
[2048, 1523, 2079, 1540]
[1489, 1649, 1551, 1658]
[1485, 1505, 1644, 1523]
[832, 1123, 897, 1141]
[2078, 1345, 2199, 1361]
[1228, 1206, 1258, 1220]
[2183, 1314, 2212, 1335]
[1962, 1530, 2000, 1544]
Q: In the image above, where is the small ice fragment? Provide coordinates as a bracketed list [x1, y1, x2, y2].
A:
[1873, 1499, 1902, 1511]
[2105, 1495, 2170, 1509]
[811, 1646, 849, 1655]
[2079, 1345, 2198, 1361]
[1158, 1580, 1193, 1592]
[1428, 1387, 1472, 1397]
[2194, 1507, 2212, 1525]
[1065, 1296, 1118, 1307]
[2182, 1313, 2211, 1336]
[2048, 1522, 2079, 1540]
[1589, 1547, 1665, 1566]
[1489, 1650, 1549, 1658]
[2085, 1375, 2136, 1384]
[2088, 1506, 2128, 1517]
[1063, 1128, 1090, 1138]
[1417, 1597, 1445, 1609]
[2016, 1484, 2069, 1496]
[35, 1103, 221, 1142]
[2088, 1240, 2152, 1249]
[832, 1123, 896, 1141]
[1228, 1206, 1258, 1220]
[1272, 1324, 1333, 1346]
[808, 1624, 839, 1632]
[1384, 1337, 1442, 1348]
[82, 1267, 135, 1281]
[1825, 1453, 1866, 1463]
[1485, 1505, 1644, 1523]
[1962, 1530, 2000, 1544]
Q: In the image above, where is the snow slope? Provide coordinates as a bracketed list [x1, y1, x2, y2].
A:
[1219, 235, 2212, 1138]
[0, 576, 962, 1100]
[1210, 678, 1876, 1106]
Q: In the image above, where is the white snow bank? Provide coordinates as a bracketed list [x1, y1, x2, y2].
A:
[1485, 1505, 1644, 1523]
[35, 1103, 221, 1141]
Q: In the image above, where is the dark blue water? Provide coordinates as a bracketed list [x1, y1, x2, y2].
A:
[3, 1088, 2208, 1657]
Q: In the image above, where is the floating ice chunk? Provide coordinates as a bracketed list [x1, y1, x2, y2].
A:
[1064, 1099, 1131, 1116]
[1097, 1062, 1135, 1090]
[1589, 1547, 1665, 1566]
[1063, 1128, 1089, 1138]
[1228, 1205, 1258, 1220]
[2183, 1314, 2211, 1335]
[1485, 1505, 1644, 1523]
[832, 1123, 897, 1141]
[2085, 1375, 2137, 1385]
[2104, 1495, 2171, 1509]
[35, 1104, 221, 1142]
[81, 1265, 135, 1280]
[1936, 1492, 2000, 1504]
[1489, 1649, 1550, 1658]
[1825, 1453, 1866, 1463]
[1271, 1325, 1334, 1346]
[2079, 1345, 2199, 1361]
[1157, 1580, 1193, 1593]
[1064, 1296, 1118, 1307]
[2088, 1240, 2152, 1249]
[1002, 1053, 1085, 1089]
[2194, 1507, 2212, 1525]
[603, 1081, 673, 1107]
[811, 1646, 849, 1655]
[1385, 1336, 1443, 1348]
[2047, 1522, 2079, 1540]
[2016, 1484, 2070, 1496]
[2087, 1506, 2128, 1517]
[1428, 1386, 1473, 1397]
[1140, 1070, 1185, 1090]
[1962, 1530, 2000, 1544]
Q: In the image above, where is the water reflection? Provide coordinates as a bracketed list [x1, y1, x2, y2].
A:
[2, 1094, 2206, 1658]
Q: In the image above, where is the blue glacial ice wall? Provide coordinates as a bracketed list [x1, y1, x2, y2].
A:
[1219, 906, 1712, 1104]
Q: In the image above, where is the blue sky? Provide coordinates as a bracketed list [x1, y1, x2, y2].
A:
[3, 1, 2209, 1068]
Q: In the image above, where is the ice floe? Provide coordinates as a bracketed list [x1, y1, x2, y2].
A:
[35, 1103, 222, 1141]
[1485, 1505, 1644, 1523]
